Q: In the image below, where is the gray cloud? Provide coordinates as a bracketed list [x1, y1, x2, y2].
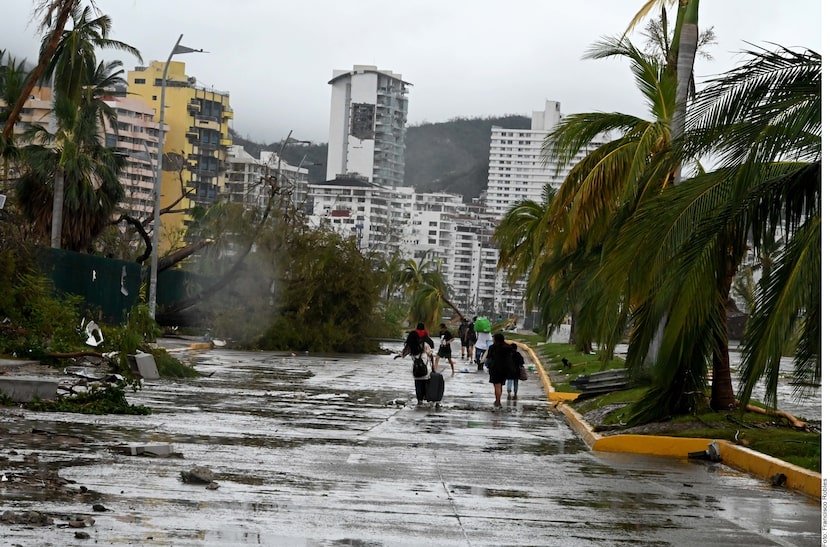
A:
[0, 0, 822, 143]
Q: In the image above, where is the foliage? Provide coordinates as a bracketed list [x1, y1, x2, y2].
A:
[24, 383, 151, 415]
[377, 300, 410, 339]
[0, 247, 84, 359]
[534, 339, 819, 473]
[257, 229, 384, 353]
[678, 46, 821, 412]
[404, 115, 530, 201]
[151, 347, 199, 378]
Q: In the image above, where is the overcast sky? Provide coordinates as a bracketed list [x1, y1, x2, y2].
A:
[1, 1, 823, 144]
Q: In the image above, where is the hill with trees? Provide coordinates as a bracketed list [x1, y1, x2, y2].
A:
[232, 114, 531, 201]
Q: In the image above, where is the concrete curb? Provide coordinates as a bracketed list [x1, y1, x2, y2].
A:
[521, 343, 821, 500]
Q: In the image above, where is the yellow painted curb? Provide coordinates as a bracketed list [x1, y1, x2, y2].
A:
[511, 341, 578, 403]
[593, 434, 711, 457]
[521, 342, 820, 500]
[188, 342, 213, 350]
[557, 401, 600, 449]
[715, 441, 821, 499]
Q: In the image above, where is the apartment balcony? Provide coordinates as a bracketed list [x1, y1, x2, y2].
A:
[221, 108, 234, 120]
[187, 100, 201, 114]
[194, 115, 220, 131]
[193, 141, 219, 152]
[219, 137, 233, 147]
[188, 166, 219, 178]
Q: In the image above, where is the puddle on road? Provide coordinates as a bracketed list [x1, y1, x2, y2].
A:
[449, 484, 530, 499]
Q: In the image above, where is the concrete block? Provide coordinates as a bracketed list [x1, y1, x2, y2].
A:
[128, 353, 159, 380]
[0, 376, 59, 402]
[116, 443, 173, 457]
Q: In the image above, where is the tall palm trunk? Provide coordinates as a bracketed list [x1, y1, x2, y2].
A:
[710, 248, 738, 410]
[646, 0, 699, 368]
[1, 0, 77, 140]
[670, 0, 699, 182]
[50, 166, 64, 248]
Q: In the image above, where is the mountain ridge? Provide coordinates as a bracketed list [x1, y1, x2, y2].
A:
[232, 114, 531, 202]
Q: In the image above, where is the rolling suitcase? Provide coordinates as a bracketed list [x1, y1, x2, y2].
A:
[426, 371, 444, 402]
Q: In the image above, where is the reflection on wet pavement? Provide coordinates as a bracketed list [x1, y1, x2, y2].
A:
[0, 345, 820, 546]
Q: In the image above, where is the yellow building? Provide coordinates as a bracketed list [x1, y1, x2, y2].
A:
[127, 60, 233, 253]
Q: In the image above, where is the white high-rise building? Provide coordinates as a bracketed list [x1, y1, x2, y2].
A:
[225, 145, 265, 210]
[311, 95, 606, 327]
[102, 96, 163, 219]
[326, 65, 410, 187]
[479, 100, 609, 322]
[484, 99, 606, 217]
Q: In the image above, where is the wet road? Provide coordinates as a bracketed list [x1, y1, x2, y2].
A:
[0, 343, 821, 546]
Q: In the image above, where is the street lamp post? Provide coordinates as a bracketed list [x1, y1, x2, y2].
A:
[148, 34, 203, 319]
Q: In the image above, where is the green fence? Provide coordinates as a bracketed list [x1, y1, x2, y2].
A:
[36, 248, 141, 324]
[34, 248, 212, 326]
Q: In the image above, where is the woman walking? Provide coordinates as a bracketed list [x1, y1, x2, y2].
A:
[505, 343, 524, 401]
[486, 333, 512, 408]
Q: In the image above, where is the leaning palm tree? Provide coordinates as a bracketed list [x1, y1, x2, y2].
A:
[494, 184, 556, 286]
[494, 184, 599, 350]
[539, 36, 678, 356]
[398, 256, 463, 330]
[42, 4, 141, 106]
[680, 45, 820, 412]
[2, 0, 78, 141]
[605, 45, 820, 421]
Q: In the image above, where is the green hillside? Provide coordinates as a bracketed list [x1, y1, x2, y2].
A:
[232, 114, 531, 202]
[403, 115, 530, 201]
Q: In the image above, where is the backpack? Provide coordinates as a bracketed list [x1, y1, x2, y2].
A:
[412, 355, 429, 377]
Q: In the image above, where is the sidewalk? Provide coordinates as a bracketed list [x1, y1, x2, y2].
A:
[513, 340, 821, 500]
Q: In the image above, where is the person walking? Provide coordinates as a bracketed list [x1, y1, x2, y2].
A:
[435, 323, 456, 374]
[505, 343, 524, 401]
[464, 317, 476, 364]
[486, 333, 512, 408]
[397, 326, 435, 406]
[473, 323, 493, 371]
[458, 318, 470, 361]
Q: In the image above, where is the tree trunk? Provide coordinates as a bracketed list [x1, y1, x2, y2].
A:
[50, 167, 64, 249]
[2, 0, 76, 140]
[710, 256, 738, 410]
[439, 293, 464, 323]
[670, 0, 699, 182]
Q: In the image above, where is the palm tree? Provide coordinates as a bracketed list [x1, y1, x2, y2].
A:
[41, 4, 141, 106]
[398, 256, 463, 330]
[16, 58, 128, 251]
[13, 3, 140, 251]
[601, 45, 820, 421]
[0, 50, 29, 191]
[1, 0, 77, 141]
[679, 46, 821, 411]
[626, 0, 699, 179]
[494, 184, 555, 286]
[539, 36, 677, 357]
[494, 185, 581, 349]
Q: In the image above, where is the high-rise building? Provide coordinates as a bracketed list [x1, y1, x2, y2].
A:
[127, 61, 233, 251]
[102, 96, 163, 219]
[326, 65, 410, 187]
[484, 100, 606, 218]
[479, 100, 608, 322]
[225, 145, 265, 210]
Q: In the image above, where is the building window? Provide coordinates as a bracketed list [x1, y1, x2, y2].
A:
[134, 78, 146, 84]
[350, 103, 375, 140]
